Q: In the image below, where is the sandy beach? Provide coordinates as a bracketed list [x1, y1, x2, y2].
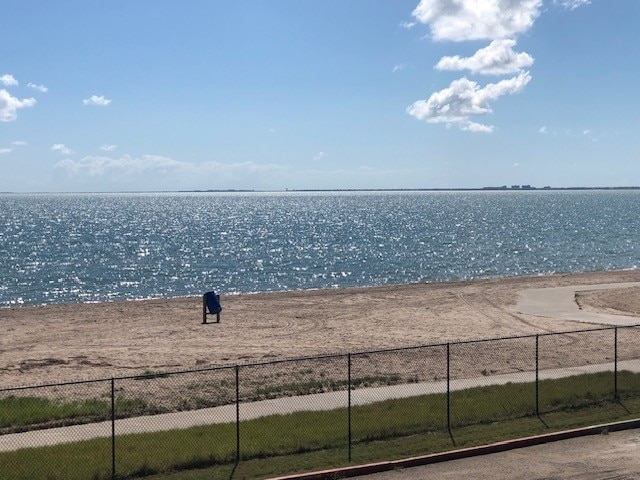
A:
[2, 269, 640, 389]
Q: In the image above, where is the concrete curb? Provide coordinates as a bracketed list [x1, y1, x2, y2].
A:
[268, 419, 640, 480]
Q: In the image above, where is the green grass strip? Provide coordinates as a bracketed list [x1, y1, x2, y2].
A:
[1, 371, 640, 480]
[0, 396, 157, 433]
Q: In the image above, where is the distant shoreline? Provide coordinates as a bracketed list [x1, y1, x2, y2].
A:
[2, 186, 640, 195]
[253, 186, 640, 193]
[185, 186, 640, 193]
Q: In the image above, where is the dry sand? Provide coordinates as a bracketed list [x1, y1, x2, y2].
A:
[576, 285, 640, 317]
[2, 270, 640, 389]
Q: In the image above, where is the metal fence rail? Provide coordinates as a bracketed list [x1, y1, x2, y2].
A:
[1, 325, 640, 479]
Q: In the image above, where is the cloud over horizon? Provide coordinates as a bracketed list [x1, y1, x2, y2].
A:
[53, 154, 289, 191]
[51, 152, 421, 191]
[56, 154, 188, 176]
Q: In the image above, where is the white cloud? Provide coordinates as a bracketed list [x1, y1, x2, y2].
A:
[1, 74, 18, 87]
[406, 71, 531, 132]
[463, 121, 494, 133]
[51, 144, 74, 155]
[53, 155, 288, 191]
[313, 152, 326, 161]
[11, 140, 28, 146]
[27, 82, 48, 93]
[582, 129, 591, 136]
[435, 39, 533, 75]
[409, 1, 544, 132]
[0, 89, 36, 122]
[392, 64, 405, 73]
[554, 0, 590, 10]
[0, 148, 11, 154]
[100, 144, 118, 151]
[56, 154, 187, 176]
[56, 155, 284, 178]
[83, 95, 111, 106]
[399, 20, 417, 29]
[539, 126, 547, 134]
[412, 0, 542, 41]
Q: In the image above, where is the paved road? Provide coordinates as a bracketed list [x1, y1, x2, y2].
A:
[357, 428, 640, 480]
[517, 282, 640, 326]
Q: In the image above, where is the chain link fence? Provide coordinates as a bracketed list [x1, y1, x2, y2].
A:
[1, 325, 640, 479]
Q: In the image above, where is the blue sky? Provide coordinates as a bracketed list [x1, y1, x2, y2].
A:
[1, 0, 638, 192]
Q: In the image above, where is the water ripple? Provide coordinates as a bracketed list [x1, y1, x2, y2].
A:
[1, 191, 639, 306]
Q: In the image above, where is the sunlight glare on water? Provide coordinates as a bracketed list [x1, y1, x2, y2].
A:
[1, 190, 638, 306]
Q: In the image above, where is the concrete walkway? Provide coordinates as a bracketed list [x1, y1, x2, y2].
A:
[517, 282, 640, 326]
[2, 358, 640, 452]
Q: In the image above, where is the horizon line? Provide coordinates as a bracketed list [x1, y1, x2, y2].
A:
[2, 186, 640, 195]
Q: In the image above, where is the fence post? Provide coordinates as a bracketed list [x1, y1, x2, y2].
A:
[614, 327, 619, 400]
[348, 353, 352, 462]
[446, 343, 451, 434]
[111, 377, 116, 480]
[235, 365, 240, 464]
[535, 335, 539, 417]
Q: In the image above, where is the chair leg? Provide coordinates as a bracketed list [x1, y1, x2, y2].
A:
[202, 295, 207, 324]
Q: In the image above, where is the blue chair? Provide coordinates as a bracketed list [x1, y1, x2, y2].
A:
[203, 290, 222, 324]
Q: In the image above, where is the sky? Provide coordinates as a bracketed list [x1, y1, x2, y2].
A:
[1, 0, 639, 192]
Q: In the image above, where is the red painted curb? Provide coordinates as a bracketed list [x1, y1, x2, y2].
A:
[268, 418, 640, 480]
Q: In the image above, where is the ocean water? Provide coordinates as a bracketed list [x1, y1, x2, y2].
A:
[1, 190, 639, 307]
